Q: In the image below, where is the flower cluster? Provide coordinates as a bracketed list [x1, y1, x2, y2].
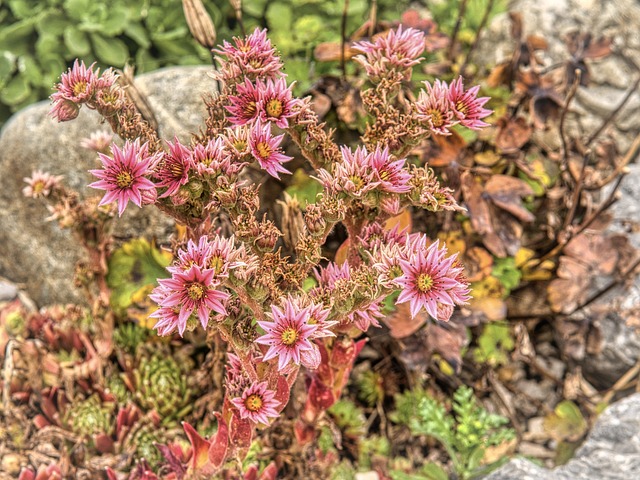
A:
[354, 25, 426, 82]
[22, 170, 64, 199]
[416, 76, 492, 134]
[50, 60, 116, 122]
[43, 24, 491, 476]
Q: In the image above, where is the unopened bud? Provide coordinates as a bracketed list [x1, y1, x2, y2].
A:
[182, 0, 217, 49]
[51, 98, 80, 122]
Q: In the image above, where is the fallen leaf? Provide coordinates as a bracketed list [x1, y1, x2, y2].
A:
[495, 116, 532, 153]
[464, 247, 494, 282]
[543, 400, 587, 442]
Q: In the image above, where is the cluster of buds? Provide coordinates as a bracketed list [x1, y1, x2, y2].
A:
[42, 24, 493, 477]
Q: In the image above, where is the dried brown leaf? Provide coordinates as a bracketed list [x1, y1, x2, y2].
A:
[495, 117, 532, 153]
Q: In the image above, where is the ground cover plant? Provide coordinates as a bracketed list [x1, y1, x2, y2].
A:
[2, 2, 640, 479]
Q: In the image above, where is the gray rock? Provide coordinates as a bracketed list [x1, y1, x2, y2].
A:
[0, 65, 215, 307]
[580, 163, 640, 387]
[476, 0, 640, 151]
[484, 393, 640, 480]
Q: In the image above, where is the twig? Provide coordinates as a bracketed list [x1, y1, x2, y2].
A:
[560, 153, 588, 232]
[460, 0, 494, 77]
[341, 0, 350, 79]
[368, 0, 377, 38]
[569, 254, 640, 315]
[559, 69, 582, 170]
[448, 0, 468, 61]
[584, 131, 640, 190]
[586, 75, 640, 146]
[602, 359, 640, 404]
[2, 340, 17, 409]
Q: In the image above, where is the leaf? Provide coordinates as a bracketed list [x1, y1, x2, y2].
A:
[484, 175, 535, 223]
[543, 400, 587, 442]
[384, 302, 429, 339]
[36, 10, 68, 36]
[416, 129, 467, 167]
[492, 257, 522, 293]
[495, 116, 531, 153]
[463, 246, 493, 282]
[284, 169, 323, 207]
[91, 33, 130, 66]
[0, 74, 31, 106]
[63, 27, 91, 57]
[124, 23, 151, 48]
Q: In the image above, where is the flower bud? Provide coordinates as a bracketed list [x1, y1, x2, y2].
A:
[50, 98, 80, 122]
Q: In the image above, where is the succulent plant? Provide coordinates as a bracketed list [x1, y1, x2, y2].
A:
[134, 351, 192, 421]
[67, 395, 114, 437]
[113, 322, 151, 354]
[128, 421, 165, 468]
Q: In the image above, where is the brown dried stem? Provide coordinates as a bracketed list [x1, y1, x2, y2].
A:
[559, 69, 582, 170]
[460, 0, 495, 76]
[448, 0, 469, 61]
[341, 0, 350, 79]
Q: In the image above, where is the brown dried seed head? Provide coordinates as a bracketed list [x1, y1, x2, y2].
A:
[182, 0, 217, 49]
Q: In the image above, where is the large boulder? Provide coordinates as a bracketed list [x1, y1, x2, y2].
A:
[484, 393, 640, 479]
[0, 65, 215, 307]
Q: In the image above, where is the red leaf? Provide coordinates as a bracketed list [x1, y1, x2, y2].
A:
[208, 412, 229, 469]
[182, 422, 211, 472]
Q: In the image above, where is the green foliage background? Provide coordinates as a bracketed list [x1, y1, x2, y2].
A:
[0, 0, 414, 125]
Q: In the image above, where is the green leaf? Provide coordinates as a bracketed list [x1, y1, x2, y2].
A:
[266, 3, 293, 32]
[91, 33, 130, 66]
[543, 400, 588, 443]
[284, 169, 323, 207]
[0, 74, 31, 106]
[106, 238, 172, 314]
[17, 55, 43, 85]
[125, 23, 151, 48]
[0, 18, 36, 51]
[63, 0, 92, 21]
[420, 462, 449, 480]
[36, 10, 69, 36]
[63, 27, 91, 57]
[492, 257, 521, 294]
[101, 5, 132, 36]
[0, 53, 17, 87]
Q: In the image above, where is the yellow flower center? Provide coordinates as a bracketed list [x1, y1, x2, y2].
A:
[379, 170, 391, 181]
[233, 140, 247, 152]
[73, 81, 88, 97]
[416, 273, 434, 293]
[33, 181, 46, 194]
[245, 101, 257, 116]
[169, 162, 185, 178]
[256, 142, 272, 159]
[348, 175, 365, 190]
[280, 327, 298, 346]
[456, 101, 468, 116]
[245, 393, 263, 412]
[389, 265, 403, 279]
[209, 255, 224, 274]
[266, 99, 284, 118]
[116, 171, 134, 189]
[187, 282, 206, 300]
[428, 109, 444, 127]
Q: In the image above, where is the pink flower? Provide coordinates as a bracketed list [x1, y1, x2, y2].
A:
[154, 138, 191, 198]
[448, 76, 492, 130]
[49, 97, 80, 122]
[53, 59, 98, 103]
[192, 137, 241, 177]
[80, 131, 113, 153]
[415, 80, 457, 135]
[170, 234, 246, 282]
[257, 78, 298, 128]
[354, 26, 425, 80]
[395, 239, 471, 320]
[367, 146, 412, 193]
[23, 170, 63, 198]
[226, 78, 261, 126]
[256, 300, 318, 371]
[317, 146, 380, 198]
[152, 265, 229, 335]
[249, 121, 292, 179]
[215, 28, 284, 80]
[88, 140, 159, 216]
[230, 381, 280, 425]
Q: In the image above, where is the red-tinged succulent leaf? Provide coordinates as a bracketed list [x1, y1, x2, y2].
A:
[259, 462, 278, 480]
[308, 378, 336, 410]
[229, 414, 253, 450]
[294, 418, 316, 443]
[315, 343, 334, 384]
[274, 375, 291, 413]
[33, 414, 51, 429]
[104, 467, 118, 480]
[18, 468, 36, 480]
[94, 433, 115, 454]
[208, 412, 229, 469]
[244, 465, 258, 480]
[330, 338, 358, 367]
[182, 422, 211, 472]
[155, 443, 187, 479]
